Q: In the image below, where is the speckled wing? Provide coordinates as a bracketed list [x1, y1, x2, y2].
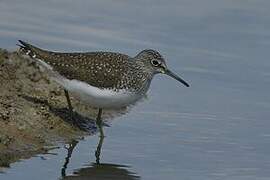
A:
[18, 40, 131, 89]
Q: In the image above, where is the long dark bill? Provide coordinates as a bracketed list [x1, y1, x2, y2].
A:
[165, 69, 190, 87]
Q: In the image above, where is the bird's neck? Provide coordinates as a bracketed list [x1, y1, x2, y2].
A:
[134, 58, 154, 76]
[128, 60, 154, 94]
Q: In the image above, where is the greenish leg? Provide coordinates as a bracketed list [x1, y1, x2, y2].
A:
[95, 133, 104, 164]
[96, 108, 104, 138]
[95, 108, 105, 164]
[64, 90, 74, 121]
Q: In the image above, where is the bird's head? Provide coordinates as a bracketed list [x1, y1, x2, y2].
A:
[135, 49, 190, 87]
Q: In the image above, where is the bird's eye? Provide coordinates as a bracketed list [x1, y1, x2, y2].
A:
[151, 59, 160, 66]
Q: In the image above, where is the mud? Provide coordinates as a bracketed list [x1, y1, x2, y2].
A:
[0, 49, 114, 167]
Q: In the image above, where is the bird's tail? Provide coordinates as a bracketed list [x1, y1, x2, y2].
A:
[17, 40, 43, 58]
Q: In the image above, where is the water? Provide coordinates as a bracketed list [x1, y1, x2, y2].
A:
[1, 0, 270, 179]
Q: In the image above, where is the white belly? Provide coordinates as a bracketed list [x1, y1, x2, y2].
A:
[34, 58, 147, 109]
[54, 77, 144, 109]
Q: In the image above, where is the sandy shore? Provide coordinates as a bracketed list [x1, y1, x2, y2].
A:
[0, 49, 103, 167]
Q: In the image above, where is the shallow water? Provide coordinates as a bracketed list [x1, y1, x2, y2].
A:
[1, 0, 270, 179]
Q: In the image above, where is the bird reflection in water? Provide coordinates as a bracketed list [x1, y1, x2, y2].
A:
[18, 83, 140, 179]
[61, 136, 140, 180]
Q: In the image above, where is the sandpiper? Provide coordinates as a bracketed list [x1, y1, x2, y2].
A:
[18, 40, 189, 134]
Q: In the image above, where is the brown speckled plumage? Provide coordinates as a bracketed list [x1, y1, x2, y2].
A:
[17, 40, 189, 126]
[18, 41, 157, 92]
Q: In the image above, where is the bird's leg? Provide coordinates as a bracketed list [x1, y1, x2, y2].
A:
[95, 133, 104, 164]
[64, 90, 74, 121]
[96, 108, 104, 138]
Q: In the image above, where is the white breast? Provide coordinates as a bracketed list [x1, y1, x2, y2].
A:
[54, 77, 144, 109]
[33, 57, 148, 109]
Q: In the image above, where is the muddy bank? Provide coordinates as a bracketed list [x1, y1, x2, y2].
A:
[0, 49, 115, 167]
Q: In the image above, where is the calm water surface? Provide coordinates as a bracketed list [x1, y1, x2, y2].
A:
[1, 0, 270, 179]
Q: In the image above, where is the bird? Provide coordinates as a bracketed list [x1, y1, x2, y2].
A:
[17, 40, 189, 136]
